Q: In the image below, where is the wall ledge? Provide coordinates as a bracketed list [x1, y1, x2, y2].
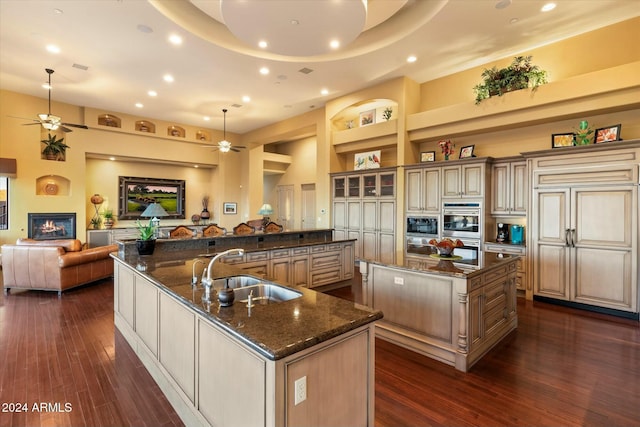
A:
[408, 61, 640, 142]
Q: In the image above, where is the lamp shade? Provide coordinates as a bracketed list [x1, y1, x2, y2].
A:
[258, 203, 273, 215]
[141, 203, 169, 218]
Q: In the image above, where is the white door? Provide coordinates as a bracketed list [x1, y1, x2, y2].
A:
[276, 184, 294, 230]
[301, 183, 316, 230]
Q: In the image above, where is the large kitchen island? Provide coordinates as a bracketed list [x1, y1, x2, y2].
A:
[111, 231, 382, 427]
[360, 254, 518, 372]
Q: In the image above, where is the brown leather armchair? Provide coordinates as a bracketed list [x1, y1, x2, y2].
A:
[1, 238, 118, 295]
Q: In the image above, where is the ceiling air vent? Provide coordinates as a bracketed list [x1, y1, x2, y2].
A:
[298, 67, 313, 75]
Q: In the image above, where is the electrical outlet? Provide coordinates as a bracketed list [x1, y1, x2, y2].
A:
[394, 276, 404, 285]
[294, 376, 307, 405]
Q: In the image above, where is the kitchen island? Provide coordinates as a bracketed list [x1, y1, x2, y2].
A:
[111, 246, 382, 427]
[360, 254, 518, 372]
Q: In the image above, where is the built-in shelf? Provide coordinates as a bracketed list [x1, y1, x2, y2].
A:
[408, 61, 640, 142]
[263, 152, 292, 175]
[332, 119, 398, 154]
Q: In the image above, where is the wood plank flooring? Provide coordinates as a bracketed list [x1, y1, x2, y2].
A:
[1, 276, 638, 427]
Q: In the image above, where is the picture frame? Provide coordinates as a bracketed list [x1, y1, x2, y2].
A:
[118, 176, 185, 220]
[459, 145, 475, 159]
[594, 124, 621, 143]
[359, 109, 375, 127]
[420, 151, 435, 162]
[223, 202, 237, 215]
[551, 133, 575, 148]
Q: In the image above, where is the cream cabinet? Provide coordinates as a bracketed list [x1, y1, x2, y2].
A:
[528, 143, 639, 314]
[491, 158, 527, 216]
[331, 168, 397, 263]
[484, 243, 526, 293]
[405, 166, 440, 214]
[441, 160, 487, 199]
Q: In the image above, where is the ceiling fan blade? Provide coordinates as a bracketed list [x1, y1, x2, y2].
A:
[8, 115, 37, 122]
[234, 145, 247, 149]
[230, 147, 241, 152]
[59, 125, 73, 133]
[22, 122, 41, 126]
[62, 122, 89, 129]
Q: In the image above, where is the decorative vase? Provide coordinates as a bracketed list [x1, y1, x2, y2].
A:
[104, 218, 114, 229]
[136, 239, 156, 255]
[200, 208, 210, 223]
[444, 154, 449, 161]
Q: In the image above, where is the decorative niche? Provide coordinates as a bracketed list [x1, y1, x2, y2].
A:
[98, 114, 121, 128]
[136, 120, 156, 133]
[36, 175, 70, 196]
[195, 130, 210, 141]
[168, 125, 185, 138]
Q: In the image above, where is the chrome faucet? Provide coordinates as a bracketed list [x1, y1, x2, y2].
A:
[201, 248, 245, 300]
[192, 259, 205, 285]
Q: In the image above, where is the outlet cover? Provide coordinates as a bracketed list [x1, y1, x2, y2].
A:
[294, 376, 307, 405]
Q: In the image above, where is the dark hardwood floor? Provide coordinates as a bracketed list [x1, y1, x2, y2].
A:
[1, 275, 639, 427]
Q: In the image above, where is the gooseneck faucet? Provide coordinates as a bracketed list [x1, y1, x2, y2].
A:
[201, 248, 245, 300]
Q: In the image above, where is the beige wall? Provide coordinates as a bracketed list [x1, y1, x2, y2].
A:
[1, 17, 639, 247]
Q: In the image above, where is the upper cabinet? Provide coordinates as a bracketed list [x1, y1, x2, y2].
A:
[441, 159, 489, 199]
[491, 158, 527, 216]
[405, 166, 440, 214]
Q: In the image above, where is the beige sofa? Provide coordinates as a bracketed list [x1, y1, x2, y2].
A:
[1, 238, 118, 295]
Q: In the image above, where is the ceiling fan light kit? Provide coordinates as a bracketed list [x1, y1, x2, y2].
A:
[211, 109, 246, 153]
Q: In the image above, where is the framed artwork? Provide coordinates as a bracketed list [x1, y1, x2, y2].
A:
[420, 151, 435, 162]
[459, 145, 475, 159]
[359, 109, 375, 127]
[354, 150, 381, 170]
[118, 176, 185, 220]
[594, 124, 621, 143]
[551, 133, 575, 148]
[223, 202, 237, 215]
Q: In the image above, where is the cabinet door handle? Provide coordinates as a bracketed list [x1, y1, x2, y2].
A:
[571, 229, 577, 248]
[565, 229, 571, 247]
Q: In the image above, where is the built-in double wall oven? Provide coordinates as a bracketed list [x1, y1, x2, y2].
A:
[442, 202, 482, 240]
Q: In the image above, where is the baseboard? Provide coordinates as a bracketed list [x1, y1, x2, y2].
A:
[533, 295, 640, 321]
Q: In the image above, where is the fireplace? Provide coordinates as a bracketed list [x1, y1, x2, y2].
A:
[28, 213, 76, 240]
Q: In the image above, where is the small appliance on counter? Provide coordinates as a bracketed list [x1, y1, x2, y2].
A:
[496, 223, 510, 242]
[510, 224, 525, 245]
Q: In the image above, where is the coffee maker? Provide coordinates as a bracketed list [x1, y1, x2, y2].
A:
[497, 223, 510, 242]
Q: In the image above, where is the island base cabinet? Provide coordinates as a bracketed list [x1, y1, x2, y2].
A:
[198, 320, 266, 427]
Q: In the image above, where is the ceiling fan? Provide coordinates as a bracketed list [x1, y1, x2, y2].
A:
[19, 68, 89, 133]
[210, 109, 246, 153]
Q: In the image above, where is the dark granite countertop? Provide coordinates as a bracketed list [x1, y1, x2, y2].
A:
[111, 250, 382, 361]
[370, 252, 519, 279]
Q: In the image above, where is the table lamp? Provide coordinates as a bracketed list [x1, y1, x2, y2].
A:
[258, 203, 273, 230]
[141, 203, 169, 235]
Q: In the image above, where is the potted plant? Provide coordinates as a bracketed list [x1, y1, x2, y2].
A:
[102, 209, 115, 229]
[41, 132, 70, 161]
[574, 120, 594, 145]
[135, 219, 157, 255]
[473, 55, 548, 104]
[90, 217, 102, 229]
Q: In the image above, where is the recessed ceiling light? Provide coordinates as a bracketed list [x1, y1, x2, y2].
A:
[541, 2, 556, 12]
[321, 88, 329, 96]
[495, 0, 512, 9]
[53, 8, 63, 14]
[258, 40, 267, 49]
[290, 19, 299, 25]
[163, 74, 174, 83]
[194, 165, 199, 168]
[510, 17, 519, 24]
[329, 40, 340, 49]
[259, 67, 270, 75]
[46, 44, 60, 54]
[203, 116, 210, 121]
[109, 157, 116, 161]
[168, 34, 183, 45]
[42, 83, 51, 90]
[407, 55, 417, 63]
[242, 95, 251, 103]
[148, 90, 157, 97]
[135, 103, 143, 108]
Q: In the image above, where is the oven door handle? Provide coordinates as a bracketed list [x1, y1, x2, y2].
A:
[443, 210, 480, 216]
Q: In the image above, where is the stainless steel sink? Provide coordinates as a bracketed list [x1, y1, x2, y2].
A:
[211, 275, 261, 289]
[232, 283, 302, 304]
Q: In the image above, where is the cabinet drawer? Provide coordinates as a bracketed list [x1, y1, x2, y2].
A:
[222, 254, 245, 265]
[270, 248, 291, 259]
[484, 305, 507, 336]
[310, 252, 341, 270]
[516, 272, 526, 291]
[246, 251, 268, 262]
[516, 256, 526, 273]
[311, 245, 326, 253]
[484, 243, 526, 256]
[309, 267, 342, 287]
[484, 281, 506, 312]
[291, 247, 309, 256]
[327, 243, 342, 251]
